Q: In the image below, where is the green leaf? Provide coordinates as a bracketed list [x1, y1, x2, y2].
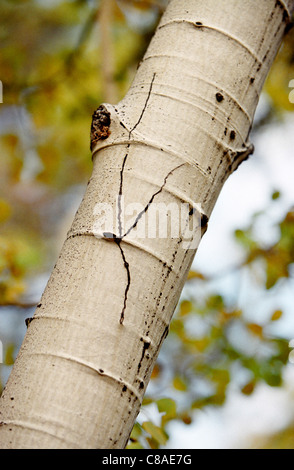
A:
[172, 375, 187, 391]
[5, 343, 15, 365]
[157, 398, 177, 425]
[271, 190, 281, 200]
[127, 441, 144, 449]
[142, 421, 168, 446]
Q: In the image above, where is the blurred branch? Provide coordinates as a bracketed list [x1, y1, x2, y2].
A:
[0, 301, 37, 310]
[10, 6, 99, 100]
[66, 7, 98, 67]
[118, 0, 166, 13]
[99, 0, 118, 103]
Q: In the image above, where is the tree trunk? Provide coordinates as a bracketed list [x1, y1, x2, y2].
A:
[0, 0, 293, 449]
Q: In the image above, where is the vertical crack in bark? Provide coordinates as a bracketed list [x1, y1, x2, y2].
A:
[114, 74, 156, 324]
[115, 162, 185, 325]
[114, 74, 185, 325]
[118, 145, 130, 238]
[115, 238, 131, 325]
[129, 72, 156, 137]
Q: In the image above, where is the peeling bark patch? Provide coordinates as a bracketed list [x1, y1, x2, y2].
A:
[231, 143, 254, 172]
[90, 105, 111, 151]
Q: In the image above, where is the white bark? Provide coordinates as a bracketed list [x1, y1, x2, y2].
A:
[0, 0, 293, 449]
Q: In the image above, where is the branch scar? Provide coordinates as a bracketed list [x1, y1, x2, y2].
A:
[90, 105, 111, 151]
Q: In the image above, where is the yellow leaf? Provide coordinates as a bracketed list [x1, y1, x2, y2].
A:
[150, 363, 161, 379]
[248, 323, 263, 337]
[241, 381, 256, 396]
[173, 376, 187, 391]
[271, 310, 283, 322]
[187, 270, 206, 281]
[179, 300, 192, 316]
[193, 337, 210, 352]
[181, 413, 192, 425]
[0, 199, 11, 224]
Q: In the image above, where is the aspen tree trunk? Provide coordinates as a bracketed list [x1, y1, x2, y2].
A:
[0, 0, 293, 449]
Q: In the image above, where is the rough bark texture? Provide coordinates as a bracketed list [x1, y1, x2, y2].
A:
[0, 0, 293, 449]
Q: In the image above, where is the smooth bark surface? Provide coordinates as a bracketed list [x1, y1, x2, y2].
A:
[0, 0, 293, 449]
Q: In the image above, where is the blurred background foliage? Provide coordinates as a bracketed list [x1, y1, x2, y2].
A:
[0, 0, 294, 449]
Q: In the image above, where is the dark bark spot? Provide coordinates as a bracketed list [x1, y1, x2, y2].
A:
[216, 92, 224, 102]
[201, 213, 209, 228]
[25, 317, 33, 328]
[230, 130, 236, 140]
[285, 22, 293, 34]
